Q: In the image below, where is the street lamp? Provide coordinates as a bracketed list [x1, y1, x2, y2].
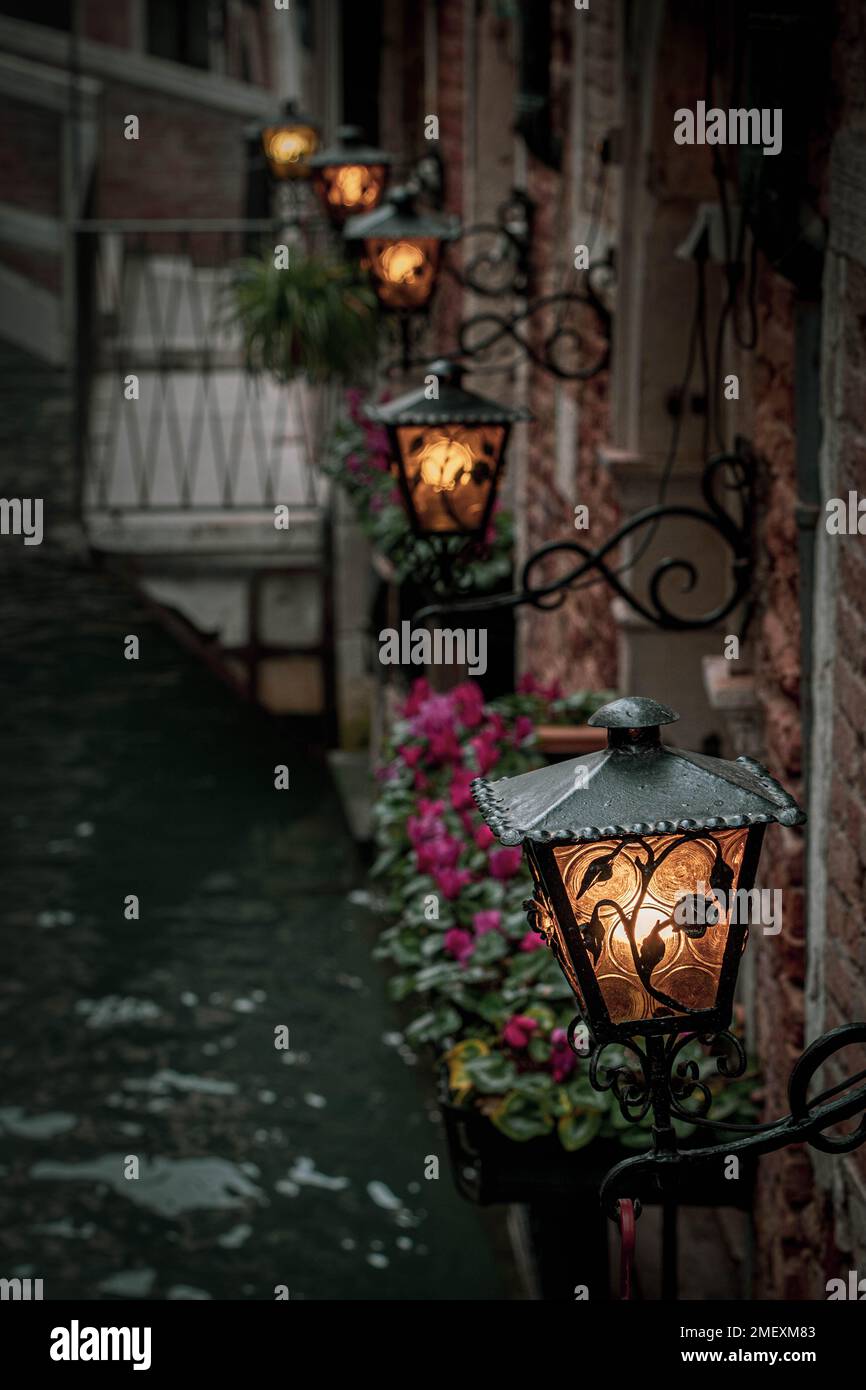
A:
[343, 186, 460, 312]
[261, 99, 319, 181]
[469, 692, 866, 1301]
[365, 360, 530, 540]
[309, 125, 393, 227]
[473, 695, 804, 1047]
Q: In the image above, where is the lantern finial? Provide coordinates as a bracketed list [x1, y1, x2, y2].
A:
[587, 696, 680, 730]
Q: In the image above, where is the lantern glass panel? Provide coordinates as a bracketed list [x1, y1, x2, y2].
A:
[364, 236, 441, 310]
[552, 829, 749, 1026]
[263, 124, 318, 179]
[527, 859, 586, 1009]
[314, 164, 388, 222]
[395, 423, 505, 534]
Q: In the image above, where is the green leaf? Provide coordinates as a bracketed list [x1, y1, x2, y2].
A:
[463, 1053, 518, 1094]
[511, 1072, 553, 1100]
[471, 931, 509, 964]
[405, 1007, 461, 1044]
[474, 992, 507, 1024]
[557, 1109, 602, 1151]
[490, 1092, 554, 1142]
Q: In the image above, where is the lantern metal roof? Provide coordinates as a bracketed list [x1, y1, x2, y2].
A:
[271, 97, 319, 130]
[365, 359, 532, 428]
[309, 124, 393, 169]
[472, 695, 806, 846]
[343, 185, 461, 242]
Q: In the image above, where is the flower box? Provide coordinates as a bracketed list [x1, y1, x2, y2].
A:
[535, 724, 607, 759]
[439, 1082, 757, 1211]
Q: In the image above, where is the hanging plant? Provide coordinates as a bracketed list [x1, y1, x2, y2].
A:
[231, 253, 380, 385]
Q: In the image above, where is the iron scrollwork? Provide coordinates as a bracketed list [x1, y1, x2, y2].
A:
[586, 1023, 866, 1221]
[414, 445, 754, 633]
[584, 1028, 747, 1130]
[446, 189, 534, 298]
[456, 253, 613, 380]
[441, 188, 612, 380]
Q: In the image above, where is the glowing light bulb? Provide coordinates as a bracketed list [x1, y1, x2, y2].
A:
[333, 164, 371, 208]
[268, 130, 308, 167]
[633, 905, 672, 944]
[418, 437, 474, 492]
[380, 240, 426, 285]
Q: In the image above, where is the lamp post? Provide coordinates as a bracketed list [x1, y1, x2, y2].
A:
[309, 125, 393, 227]
[472, 694, 866, 1296]
[365, 359, 529, 549]
[343, 186, 460, 313]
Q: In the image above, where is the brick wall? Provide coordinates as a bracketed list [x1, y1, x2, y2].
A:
[749, 262, 814, 1297]
[521, 0, 618, 693]
[84, 0, 133, 49]
[95, 86, 249, 219]
[432, 0, 465, 355]
[0, 97, 62, 217]
[747, 0, 866, 1298]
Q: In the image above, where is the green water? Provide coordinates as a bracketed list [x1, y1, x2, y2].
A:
[0, 354, 506, 1300]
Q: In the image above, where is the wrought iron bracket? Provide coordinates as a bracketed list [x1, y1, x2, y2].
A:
[445, 190, 535, 298]
[580, 1023, 866, 1222]
[414, 444, 755, 631]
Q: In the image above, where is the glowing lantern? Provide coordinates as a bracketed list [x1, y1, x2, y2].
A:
[365, 360, 530, 538]
[472, 696, 806, 1044]
[343, 187, 460, 312]
[309, 126, 392, 227]
[261, 100, 319, 180]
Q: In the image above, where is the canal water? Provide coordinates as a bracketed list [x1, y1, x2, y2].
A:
[0, 352, 507, 1301]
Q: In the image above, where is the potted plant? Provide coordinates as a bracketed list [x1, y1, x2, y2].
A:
[231, 253, 380, 384]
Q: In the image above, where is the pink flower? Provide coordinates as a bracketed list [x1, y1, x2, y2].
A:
[346, 386, 365, 422]
[489, 846, 523, 880]
[410, 692, 458, 739]
[450, 769, 476, 812]
[519, 930, 544, 952]
[452, 682, 485, 729]
[407, 809, 446, 845]
[503, 1014, 539, 1049]
[473, 909, 501, 936]
[513, 715, 534, 744]
[400, 743, 423, 768]
[444, 927, 475, 962]
[416, 834, 462, 874]
[402, 678, 432, 718]
[428, 729, 462, 765]
[474, 823, 495, 850]
[550, 1027, 576, 1082]
[365, 425, 390, 455]
[516, 673, 562, 702]
[434, 867, 473, 900]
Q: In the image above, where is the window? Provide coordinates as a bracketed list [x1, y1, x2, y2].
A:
[146, 0, 215, 70]
[0, 1, 70, 28]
